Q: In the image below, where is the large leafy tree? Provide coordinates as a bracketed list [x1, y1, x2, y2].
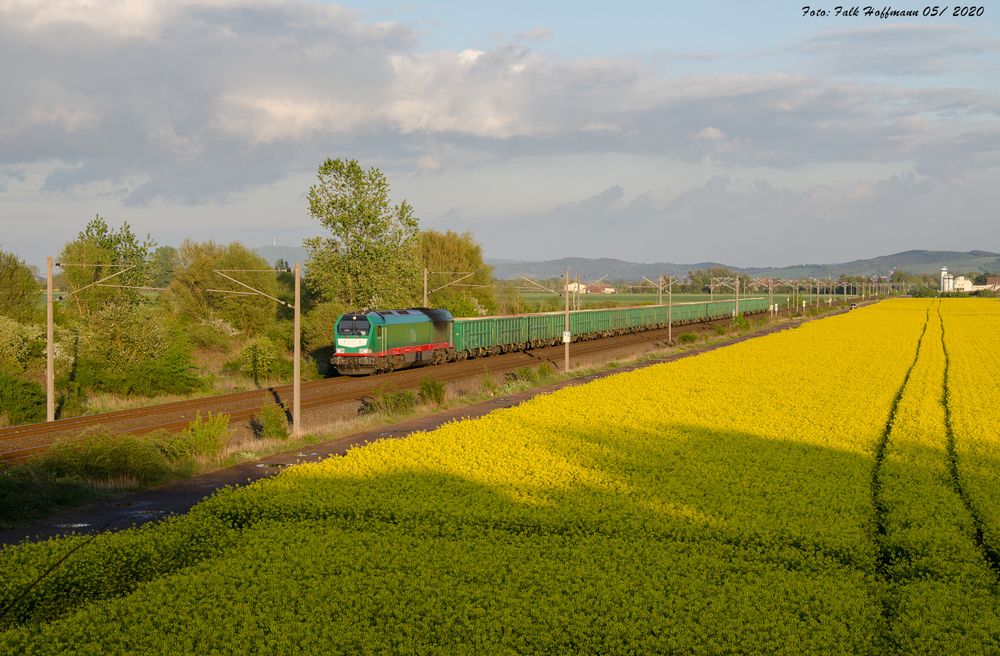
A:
[58, 215, 155, 317]
[0, 249, 40, 323]
[167, 240, 279, 335]
[417, 230, 496, 316]
[304, 158, 420, 309]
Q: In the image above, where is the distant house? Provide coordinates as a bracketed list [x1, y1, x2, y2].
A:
[587, 284, 616, 294]
[953, 276, 974, 292]
[987, 277, 1000, 290]
[566, 282, 588, 294]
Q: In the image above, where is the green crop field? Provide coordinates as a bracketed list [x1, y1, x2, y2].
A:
[498, 291, 841, 311]
[4, 299, 990, 654]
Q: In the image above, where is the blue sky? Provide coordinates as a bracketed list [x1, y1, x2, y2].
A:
[1, 1, 998, 269]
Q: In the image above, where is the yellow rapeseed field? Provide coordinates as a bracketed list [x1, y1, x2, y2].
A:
[3, 298, 999, 655]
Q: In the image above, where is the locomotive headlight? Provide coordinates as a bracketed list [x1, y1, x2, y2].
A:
[359, 348, 371, 354]
[335, 348, 344, 354]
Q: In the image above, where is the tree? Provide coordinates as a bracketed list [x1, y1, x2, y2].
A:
[304, 158, 420, 309]
[58, 215, 155, 317]
[417, 230, 496, 315]
[686, 267, 745, 294]
[150, 245, 180, 288]
[166, 240, 280, 335]
[0, 249, 40, 323]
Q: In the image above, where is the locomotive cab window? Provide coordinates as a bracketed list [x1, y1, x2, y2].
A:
[338, 317, 370, 336]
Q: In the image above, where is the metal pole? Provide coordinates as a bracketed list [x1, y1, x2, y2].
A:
[46, 256, 54, 422]
[423, 268, 428, 307]
[658, 275, 663, 305]
[292, 262, 301, 437]
[564, 269, 570, 372]
[735, 277, 740, 316]
[668, 277, 673, 343]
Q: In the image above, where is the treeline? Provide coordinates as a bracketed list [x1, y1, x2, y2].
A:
[0, 158, 497, 425]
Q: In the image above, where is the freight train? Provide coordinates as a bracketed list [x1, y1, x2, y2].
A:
[332, 298, 767, 375]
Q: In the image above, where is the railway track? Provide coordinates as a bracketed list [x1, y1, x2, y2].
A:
[0, 312, 766, 463]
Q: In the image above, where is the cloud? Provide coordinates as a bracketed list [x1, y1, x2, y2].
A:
[515, 27, 552, 42]
[447, 171, 1000, 266]
[792, 24, 1000, 77]
[0, 0, 997, 208]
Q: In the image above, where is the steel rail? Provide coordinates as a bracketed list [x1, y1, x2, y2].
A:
[0, 310, 774, 463]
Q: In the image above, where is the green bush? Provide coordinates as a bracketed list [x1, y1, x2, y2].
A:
[259, 401, 289, 440]
[182, 412, 231, 460]
[678, 332, 698, 344]
[513, 366, 539, 383]
[731, 314, 749, 332]
[265, 321, 294, 352]
[239, 337, 279, 385]
[0, 372, 44, 425]
[536, 362, 557, 381]
[418, 378, 446, 406]
[360, 389, 417, 416]
[303, 302, 345, 351]
[38, 430, 173, 487]
[0, 316, 44, 375]
[186, 321, 232, 351]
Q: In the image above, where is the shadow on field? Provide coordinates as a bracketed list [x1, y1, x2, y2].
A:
[7, 420, 999, 655]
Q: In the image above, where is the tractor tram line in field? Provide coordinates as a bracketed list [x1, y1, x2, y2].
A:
[870, 307, 930, 580]
[868, 301, 1000, 651]
[938, 307, 1000, 581]
[0, 308, 788, 464]
[867, 306, 931, 652]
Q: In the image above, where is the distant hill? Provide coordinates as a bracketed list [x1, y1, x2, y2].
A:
[254, 246, 999, 281]
[486, 250, 1000, 281]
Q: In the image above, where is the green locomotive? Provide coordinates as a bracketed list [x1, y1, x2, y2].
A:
[333, 298, 768, 375]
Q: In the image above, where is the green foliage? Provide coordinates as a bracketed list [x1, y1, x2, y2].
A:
[166, 240, 279, 335]
[238, 337, 279, 385]
[731, 314, 749, 332]
[186, 320, 233, 351]
[678, 332, 698, 344]
[57, 216, 155, 318]
[0, 466, 109, 531]
[513, 365, 540, 383]
[75, 305, 202, 396]
[909, 286, 938, 298]
[264, 320, 293, 352]
[437, 295, 484, 318]
[304, 158, 420, 309]
[259, 401, 289, 441]
[536, 362, 556, 380]
[417, 378, 446, 406]
[0, 249, 40, 323]
[0, 372, 44, 425]
[303, 301, 345, 351]
[38, 430, 173, 487]
[150, 245, 180, 288]
[360, 388, 417, 416]
[0, 316, 44, 375]
[181, 413, 230, 460]
[418, 230, 496, 314]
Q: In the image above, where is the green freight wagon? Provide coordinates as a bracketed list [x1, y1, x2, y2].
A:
[333, 298, 768, 375]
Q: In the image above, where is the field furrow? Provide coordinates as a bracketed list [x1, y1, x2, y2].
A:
[876, 302, 1000, 654]
[940, 300, 1000, 575]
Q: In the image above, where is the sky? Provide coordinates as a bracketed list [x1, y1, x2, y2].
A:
[1, 0, 998, 269]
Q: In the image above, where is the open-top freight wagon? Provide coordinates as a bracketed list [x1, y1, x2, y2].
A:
[333, 298, 767, 375]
